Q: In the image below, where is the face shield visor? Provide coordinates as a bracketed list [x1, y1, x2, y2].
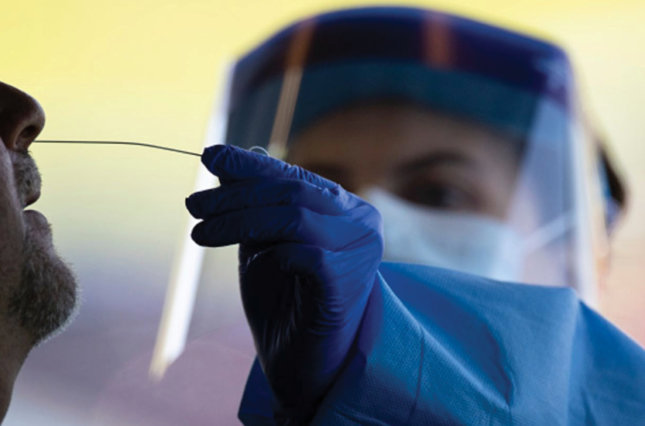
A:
[222, 7, 611, 305]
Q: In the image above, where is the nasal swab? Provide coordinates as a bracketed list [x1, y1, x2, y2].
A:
[36, 66, 276, 381]
[34, 140, 201, 157]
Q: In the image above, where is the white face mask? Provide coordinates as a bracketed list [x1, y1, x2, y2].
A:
[362, 188, 524, 282]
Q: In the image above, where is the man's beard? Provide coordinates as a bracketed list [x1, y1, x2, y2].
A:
[8, 233, 77, 345]
[7, 151, 77, 345]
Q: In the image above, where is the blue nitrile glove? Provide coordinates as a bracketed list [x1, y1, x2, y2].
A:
[186, 145, 383, 423]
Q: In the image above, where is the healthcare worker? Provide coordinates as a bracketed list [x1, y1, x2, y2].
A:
[185, 7, 645, 425]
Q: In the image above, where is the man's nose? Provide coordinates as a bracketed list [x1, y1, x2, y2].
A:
[0, 82, 46, 152]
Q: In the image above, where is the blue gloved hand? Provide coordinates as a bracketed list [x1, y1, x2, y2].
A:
[186, 145, 383, 423]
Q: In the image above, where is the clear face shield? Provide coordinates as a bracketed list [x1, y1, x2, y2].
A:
[223, 11, 610, 306]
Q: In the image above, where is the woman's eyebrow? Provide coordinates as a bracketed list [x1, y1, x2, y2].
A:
[298, 163, 349, 183]
[395, 151, 476, 174]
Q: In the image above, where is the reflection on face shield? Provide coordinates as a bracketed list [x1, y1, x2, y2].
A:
[222, 7, 610, 304]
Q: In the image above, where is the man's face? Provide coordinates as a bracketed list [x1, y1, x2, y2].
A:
[0, 81, 77, 418]
[288, 101, 520, 219]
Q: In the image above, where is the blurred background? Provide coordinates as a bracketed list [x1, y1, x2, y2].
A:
[2, 0, 644, 424]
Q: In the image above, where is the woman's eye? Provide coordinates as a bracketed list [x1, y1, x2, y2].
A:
[401, 183, 475, 210]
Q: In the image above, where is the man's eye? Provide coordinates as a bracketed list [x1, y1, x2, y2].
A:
[400, 183, 475, 211]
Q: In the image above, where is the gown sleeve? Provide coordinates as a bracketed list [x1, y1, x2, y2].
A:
[238, 262, 645, 425]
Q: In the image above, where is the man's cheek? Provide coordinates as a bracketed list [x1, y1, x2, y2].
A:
[0, 175, 25, 282]
[0, 239, 24, 287]
[0, 144, 26, 275]
[0, 186, 25, 275]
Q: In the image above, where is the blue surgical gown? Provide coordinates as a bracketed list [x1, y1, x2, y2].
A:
[238, 262, 645, 424]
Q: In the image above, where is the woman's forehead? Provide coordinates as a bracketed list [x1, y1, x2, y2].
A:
[289, 101, 520, 169]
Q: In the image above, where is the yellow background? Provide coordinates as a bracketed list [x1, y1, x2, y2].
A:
[8, 0, 642, 336]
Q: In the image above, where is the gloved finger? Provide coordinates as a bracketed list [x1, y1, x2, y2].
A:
[186, 177, 358, 219]
[242, 242, 363, 289]
[243, 242, 329, 276]
[190, 205, 373, 250]
[201, 145, 339, 190]
[241, 242, 375, 347]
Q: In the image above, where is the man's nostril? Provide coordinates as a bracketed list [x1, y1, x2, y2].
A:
[19, 126, 41, 147]
[0, 83, 46, 151]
